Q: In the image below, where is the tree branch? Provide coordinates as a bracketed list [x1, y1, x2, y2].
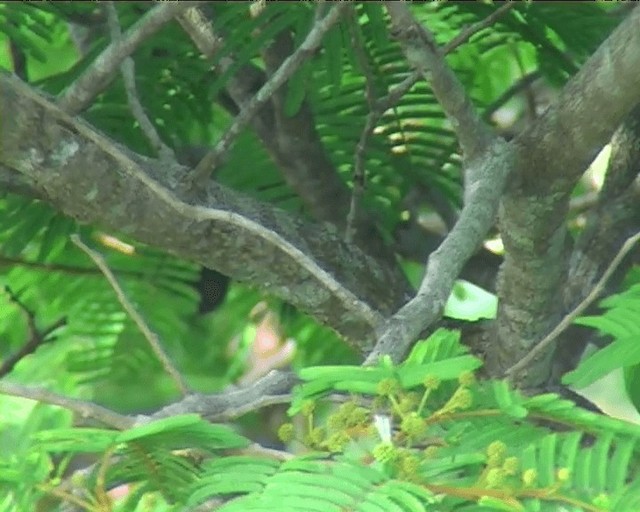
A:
[378, 4, 520, 269]
[0, 287, 66, 378]
[259, 25, 404, 264]
[0, 371, 297, 434]
[105, 2, 175, 161]
[57, 2, 197, 115]
[366, 4, 515, 363]
[386, 3, 495, 163]
[374, 2, 517, 121]
[552, 108, 640, 379]
[0, 164, 44, 199]
[366, 138, 512, 364]
[346, 7, 379, 244]
[492, 6, 640, 385]
[443, 3, 518, 55]
[514, 6, 640, 191]
[505, 230, 640, 381]
[184, 3, 350, 186]
[71, 235, 189, 396]
[566, 106, 640, 308]
[179, 5, 409, 284]
[0, 381, 133, 430]
[143, 370, 298, 423]
[1, 71, 404, 349]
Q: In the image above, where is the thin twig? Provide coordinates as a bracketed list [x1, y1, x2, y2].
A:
[420, 71, 541, 184]
[58, 2, 197, 115]
[185, 2, 350, 187]
[346, 7, 377, 244]
[483, 71, 541, 121]
[0, 254, 183, 285]
[106, 3, 175, 161]
[145, 369, 298, 423]
[372, 2, 517, 121]
[342, 1, 515, 213]
[568, 191, 600, 215]
[365, 136, 512, 365]
[505, 230, 640, 381]
[442, 2, 518, 55]
[70, 234, 189, 396]
[377, 72, 420, 113]
[386, 3, 495, 162]
[0, 287, 66, 377]
[344, 2, 515, 240]
[365, 5, 517, 363]
[0, 381, 133, 429]
[177, 7, 224, 59]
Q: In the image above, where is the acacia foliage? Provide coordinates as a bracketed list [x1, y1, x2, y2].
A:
[1, 3, 640, 511]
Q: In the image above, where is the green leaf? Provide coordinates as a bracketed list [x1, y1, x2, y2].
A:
[405, 328, 463, 365]
[322, 25, 344, 92]
[492, 380, 528, 418]
[284, 61, 312, 117]
[563, 338, 640, 389]
[398, 356, 483, 388]
[115, 414, 203, 442]
[34, 427, 118, 453]
[116, 415, 249, 449]
[477, 495, 524, 511]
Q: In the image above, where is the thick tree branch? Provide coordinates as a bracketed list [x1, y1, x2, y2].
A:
[364, 5, 517, 286]
[367, 139, 512, 364]
[259, 25, 361, 233]
[57, 2, 197, 115]
[1, 72, 407, 350]
[180, 6, 408, 281]
[368, 5, 640, 369]
[552, 108, 640, 379]
[505, 230, 640, 381]
[566, 106, 640, 307]
[366, 4, 511, 363]
[259, 24, 399, 264]
[376, 2, 517, 130]
[178, 8, 347, 223]
[515, 6, 640, 192]
[492, 6, 640, 386]
[0, 164, 44, 199]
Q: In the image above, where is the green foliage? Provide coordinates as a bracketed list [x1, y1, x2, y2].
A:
[1, 0, 619, 223]
[197, 331, 640, 512]
[189, 454, 437, 511]
[290, 329, 481, 413]
[5, 330, 640, 511]
[27, 415, 249, 509]
[1, 3, 636, 512]
[7, 0, 608, 236]
[563, 273, 640, 411]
